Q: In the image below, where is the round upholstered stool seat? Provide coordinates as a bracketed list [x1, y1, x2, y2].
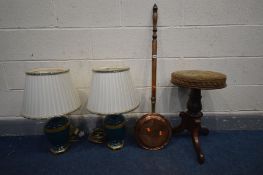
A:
[171, 70, 226, 90]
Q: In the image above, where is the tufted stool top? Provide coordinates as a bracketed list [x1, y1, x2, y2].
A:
[171, 70, 227, 90]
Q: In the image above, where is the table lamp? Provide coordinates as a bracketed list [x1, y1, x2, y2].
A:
[21, 68, 81, 154]
[87, 67, 139, 150]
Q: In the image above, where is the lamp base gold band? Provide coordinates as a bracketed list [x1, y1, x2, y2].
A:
[107, 140, 124, 150]
[49, 144, 70, 155]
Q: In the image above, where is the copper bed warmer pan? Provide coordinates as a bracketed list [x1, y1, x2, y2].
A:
[134, 4, 172, 150]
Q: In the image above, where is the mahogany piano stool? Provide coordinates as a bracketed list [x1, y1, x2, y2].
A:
[171, 70, 227, 164]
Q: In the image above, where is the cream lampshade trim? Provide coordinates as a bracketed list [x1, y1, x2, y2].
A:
[26, 68, 69, 76]
[21, 105, 81, 120]
[87, 103, 140, 116]
[92, 67, 130, 73]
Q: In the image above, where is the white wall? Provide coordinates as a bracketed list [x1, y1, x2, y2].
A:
[0, 0, 263, 118]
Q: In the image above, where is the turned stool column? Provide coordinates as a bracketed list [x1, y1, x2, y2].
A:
[171, 70, 227, 164]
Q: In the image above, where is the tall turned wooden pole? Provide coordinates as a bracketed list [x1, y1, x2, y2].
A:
[173, 88, 209, 164]
[151, 4, 158, 113]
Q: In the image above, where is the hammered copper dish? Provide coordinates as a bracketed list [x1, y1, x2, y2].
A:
[135, 113, 172, 150]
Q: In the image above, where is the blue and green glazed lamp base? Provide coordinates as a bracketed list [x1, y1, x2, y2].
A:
[104, 114, 126, 150]
[44, 116, 71, 155]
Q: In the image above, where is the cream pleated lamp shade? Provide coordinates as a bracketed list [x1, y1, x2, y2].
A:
[87, 67, 139, 115]
[21, 68, 81, 119]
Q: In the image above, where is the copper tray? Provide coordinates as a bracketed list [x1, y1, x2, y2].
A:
[135, 113, 172, 150]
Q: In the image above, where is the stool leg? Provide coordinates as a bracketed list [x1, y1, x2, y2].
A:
[173, 88, 208, 164]
[191, 127, 205, 164]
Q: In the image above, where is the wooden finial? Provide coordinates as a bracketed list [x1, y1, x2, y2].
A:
[152, 4, 158, 28]
[153, 4, 158, 11]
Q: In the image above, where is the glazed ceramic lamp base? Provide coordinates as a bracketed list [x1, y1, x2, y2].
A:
[104, 114, 125, 151]
[44, 116, 71, 155]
